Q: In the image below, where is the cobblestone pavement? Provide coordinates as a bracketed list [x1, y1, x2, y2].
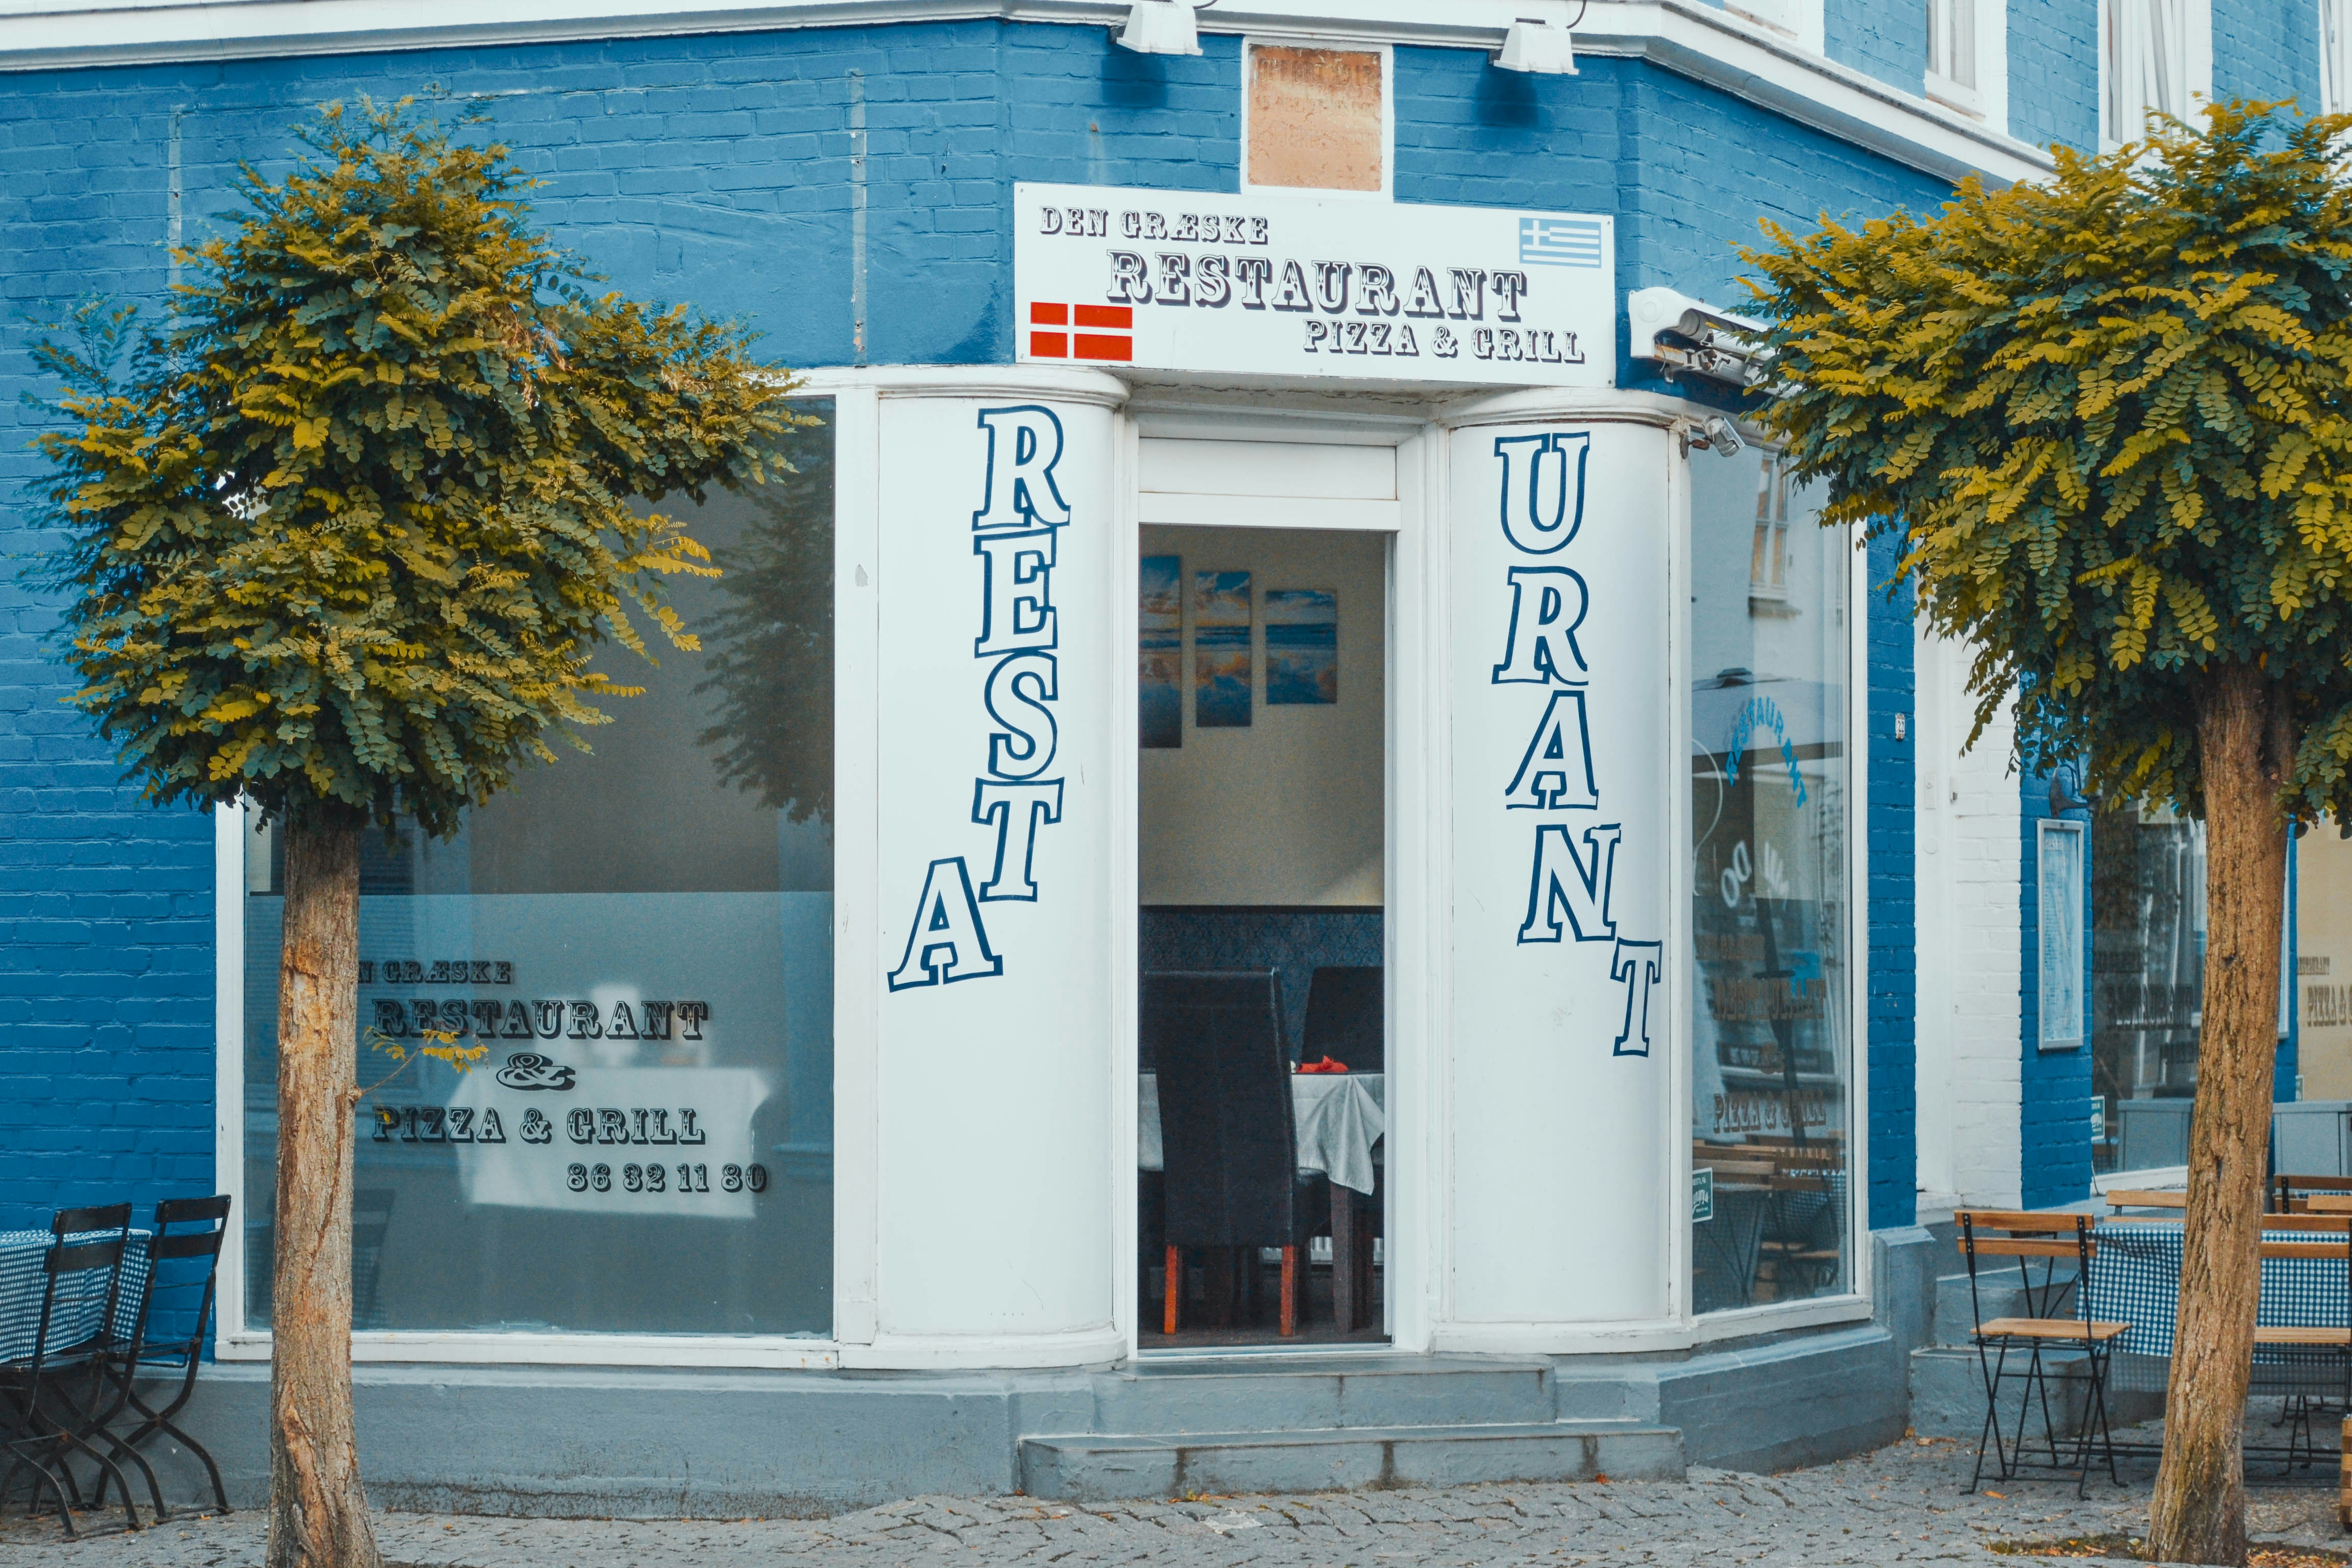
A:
[0, 1431, 2343, 1568]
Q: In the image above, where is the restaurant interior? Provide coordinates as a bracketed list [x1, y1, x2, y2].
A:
[1136, 524, 1388, 1348]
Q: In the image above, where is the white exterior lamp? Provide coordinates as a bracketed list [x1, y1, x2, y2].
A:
[1493, 6, 1583, 74]
[1117, 0, 1210, 56]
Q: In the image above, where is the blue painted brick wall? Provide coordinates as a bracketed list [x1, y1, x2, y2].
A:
[1867, 533, 1917, 1232]
[0, 16, 2043, 1246]
[2019, 769, 2094, 1208]
[2214, 0, 2323, 111]
[1827, 0, 1927, 100]
[2008, 0, 2100, 153]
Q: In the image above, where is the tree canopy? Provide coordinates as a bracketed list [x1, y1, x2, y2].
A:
[1744, 100, 2352, 823]
[29, 99, 803, 838]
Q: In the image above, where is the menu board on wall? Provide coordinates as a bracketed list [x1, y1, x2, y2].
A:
[1014, 181, 1614, 387]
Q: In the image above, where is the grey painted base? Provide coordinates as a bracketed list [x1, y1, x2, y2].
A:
[1019, 1421, 1683, 1500]
[155, 1229, 1941, 1518]
[1908, 1245, 2169, 1447]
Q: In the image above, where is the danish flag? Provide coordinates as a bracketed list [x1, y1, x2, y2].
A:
[1028, 301, 1133, 362]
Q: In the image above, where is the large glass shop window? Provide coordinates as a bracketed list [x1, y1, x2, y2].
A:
[242, 403, 836, 1337]
[2091, 807, 2207, 1174]
[1689, 446, 1854, 1313]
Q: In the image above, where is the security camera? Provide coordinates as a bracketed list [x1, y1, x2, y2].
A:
[1629, 286, 1774, 389]
[1701, 416, 1743, 456]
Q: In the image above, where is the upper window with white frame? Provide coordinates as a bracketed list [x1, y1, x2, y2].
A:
[1925, 0, 1986, 116]
[2100, 0, 2212, 149]
[2323, 0, 2352, 114]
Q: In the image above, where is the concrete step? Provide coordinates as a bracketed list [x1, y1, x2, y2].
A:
[1910, 1343, 2162, 1439]
[1083, 1354, 1558, 1436]
[1018, 1419, 1684, 1501]
[1931, 1267, 2079, 1346]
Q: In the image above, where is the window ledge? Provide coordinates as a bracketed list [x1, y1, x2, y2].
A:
[1923, 71, 1986, 120]
[218, 1330, 842, 1368]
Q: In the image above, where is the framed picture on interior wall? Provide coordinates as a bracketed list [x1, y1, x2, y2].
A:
[1265, 589, 1337, 704]
[1140, 554, 1182, 748]
[1193, 569, 1252, 728]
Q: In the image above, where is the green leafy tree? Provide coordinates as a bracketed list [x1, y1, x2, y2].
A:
[1745, 101, 2352, 1565]
[28, 101, 801, 1568]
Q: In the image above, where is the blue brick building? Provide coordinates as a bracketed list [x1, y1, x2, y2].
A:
[0, 0, 2324, 1516]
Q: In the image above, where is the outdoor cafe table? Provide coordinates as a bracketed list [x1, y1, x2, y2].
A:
[0, 1229, 148, 1365]
[2083, 1221, 2352, 1416]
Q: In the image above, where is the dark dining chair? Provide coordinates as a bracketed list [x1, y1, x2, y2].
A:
[1302, 966, 1383, 1072]
[0, 1205, 142, 1536]
[1146, 970, 1321, 1337]
[95, 1194, 233, 1519]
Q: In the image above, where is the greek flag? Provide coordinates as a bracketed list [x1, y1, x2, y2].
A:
[1519, 215, 1605, 268]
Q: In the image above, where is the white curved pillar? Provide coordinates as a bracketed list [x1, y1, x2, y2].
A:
[841, 368, 1128, 1367]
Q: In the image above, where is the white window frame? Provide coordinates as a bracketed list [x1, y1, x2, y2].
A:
[2323, 0, 2352, 115]
[1925, 0, 2010, 132]
[2099, 0, 2214, 151]
[1238, 36, 1394, 200]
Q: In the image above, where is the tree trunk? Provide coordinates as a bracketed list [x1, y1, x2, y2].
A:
[2148, 663, 2291, 1567]
[267, 809, 382, 1568]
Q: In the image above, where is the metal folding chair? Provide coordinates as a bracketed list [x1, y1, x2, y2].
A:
[0, 1206, 142, 1535]
[2248, 1213, 2352, 1471]
[1957, 1209, 2130, 1498]
[93, 1195, 233, 1519]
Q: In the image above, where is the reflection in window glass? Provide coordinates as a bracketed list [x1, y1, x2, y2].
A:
[1689, 448, 1852, 1314]
[242, 401, 836, 1336]
[2092, 806, 2206, 1174]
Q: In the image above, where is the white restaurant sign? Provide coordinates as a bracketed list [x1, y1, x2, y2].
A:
[1014, 182, 1615, 386]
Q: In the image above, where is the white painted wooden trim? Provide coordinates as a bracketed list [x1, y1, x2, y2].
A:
[1137, 493, 1402, 530]
[1844, 500, 1872, 1303]
[838, 1326, 1127, 1368]
[1664, 402, 1695, 1324]
[0, 1, 2053, 185]
[831, 380, 884, 1348]
[1390, 421, 1438, 1353]
[211, 801, 248, 1356]
[1120, 398, 1426, 1353]
[1690, 1290, 1873, 1340]
[216, 1330, 842, 1367]
[1109, 409, 1142, 1360]
[795, 363, 1131, 406]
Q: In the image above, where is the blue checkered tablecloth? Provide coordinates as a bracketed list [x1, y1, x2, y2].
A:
[2083, 1222, 2352, 1373]
[0, 1229, 150, 1365]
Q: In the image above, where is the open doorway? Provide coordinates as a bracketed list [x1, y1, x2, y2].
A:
[1136, 523, 1388, 1348]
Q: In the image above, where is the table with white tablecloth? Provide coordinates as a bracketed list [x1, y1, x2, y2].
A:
[1138, 1072, 1385, 1194]
[1139, 1072, 1385, 1330]
[0, 1230, 148, 1365]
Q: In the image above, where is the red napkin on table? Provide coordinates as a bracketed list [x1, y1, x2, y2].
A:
[1296, 1056, 1349, 1074]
